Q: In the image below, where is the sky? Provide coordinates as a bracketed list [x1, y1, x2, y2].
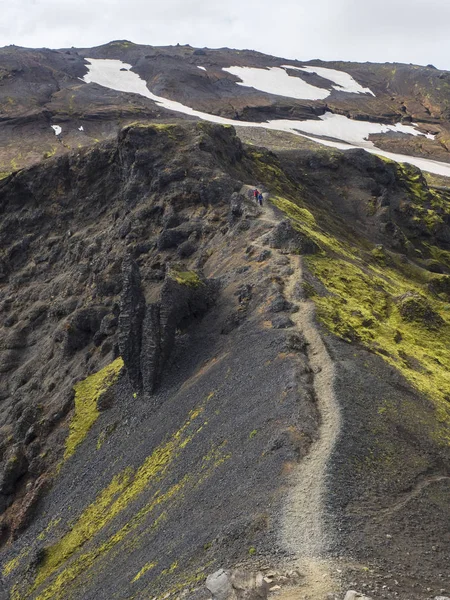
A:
[0, 0, 449, 69]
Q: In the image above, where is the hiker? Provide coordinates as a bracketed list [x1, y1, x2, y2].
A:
[253, 188, 259, 202]
[258, 192, 263, 206]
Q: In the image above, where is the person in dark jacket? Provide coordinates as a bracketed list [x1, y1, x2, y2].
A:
[258, 192, 263, 206]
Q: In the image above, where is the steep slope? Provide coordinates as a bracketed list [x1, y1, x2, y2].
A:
[0, 121, 449, 600]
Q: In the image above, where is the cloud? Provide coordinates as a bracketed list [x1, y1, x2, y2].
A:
[1, 0, 449, 69]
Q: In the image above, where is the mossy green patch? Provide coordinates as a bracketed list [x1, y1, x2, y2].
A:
[64, 357, 124, 460]
[246, 149, 298, 197]
[274, 194, 450, 445]
[271, 195, 354, 257]
[2, 547, 30, 577]
[23, 395, 219, 600]
[307, 254, 450, 444]
[395, 163, 450, 235]
[96, 422, 118, 450]
[168, 268, 204, 288]
[43, 147, 57, 160]
[132, 561, 157, 583]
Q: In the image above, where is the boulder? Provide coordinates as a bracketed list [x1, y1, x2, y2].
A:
[268, 294, 293, 313]
[396, 291, 444, 329]
[343, 592, 372, 600]
[177, 240, 197, 258]
[268, 220, 319, 254]
[157, 227, 190, 250]
[206, 569, 236, 600]
[206, 570, 267, 600]
[271, 315, 294, 329]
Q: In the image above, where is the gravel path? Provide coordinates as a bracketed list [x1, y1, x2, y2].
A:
[238, 188, 343, 595]
[241, 186, 342, 557]
[281, 254, 342, 558]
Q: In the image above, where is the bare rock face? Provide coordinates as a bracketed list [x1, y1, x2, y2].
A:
[141, 303, 162, 395]
[142, 272, 218, 394]
[119, 260, 218, 394]
[118, 257, 146, 391]
[0, 578, 7, 600]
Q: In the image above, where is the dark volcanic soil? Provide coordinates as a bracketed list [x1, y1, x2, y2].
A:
[0, 120, 449, 600]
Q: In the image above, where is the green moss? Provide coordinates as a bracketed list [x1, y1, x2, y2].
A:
[249, 429, 258, 439]
[248, 546, 256, 556]
[370, 246, 390, 266]
[43, 147, 57, 160]
[2, 547, 30, 577]
[29, 480, 187, 600]
[272, 189, 450, 446]
[109, 40, 134, 48]
[271, 195, 354, 257]
[96, 422, 118, 450]
[161, 561, 179, 576]
[23, 397, 219, 600]
[131, 561, 157, 583]
[395, 163, 450, 234]
[307, 254, 450, 444]
[0, 171, 11, 180]
[168, 268, 204, 288]
[64, 357, 124, 460]
[246, 149, 297, 197]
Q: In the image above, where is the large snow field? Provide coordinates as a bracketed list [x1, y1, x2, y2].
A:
[81, 58, 450, 178]
[222, 66, 330, 100]
[223, 64, 375, 98]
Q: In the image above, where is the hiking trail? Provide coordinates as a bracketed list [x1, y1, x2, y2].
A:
[244, 185, 343, 595]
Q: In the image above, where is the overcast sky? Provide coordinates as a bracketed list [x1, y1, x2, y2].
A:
[1, 0, 449, 69]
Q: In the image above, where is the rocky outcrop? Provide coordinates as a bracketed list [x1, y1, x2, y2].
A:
[0, 445, 28, 498]
[396, 291, 444, 329]
[267, 220, 319, 254]
[118, 258, 146, 391]
[206, 570, 267, 600]
[119, 261, 218, 394]
[143, 273, 217, 394]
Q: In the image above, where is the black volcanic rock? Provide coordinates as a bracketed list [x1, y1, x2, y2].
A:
[118, 258, 146, 391]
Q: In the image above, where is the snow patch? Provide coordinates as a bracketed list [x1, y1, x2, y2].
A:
[285, 65, 375, 96]
[197, 66, 206, 71]
[222, 65, 330, 100]
[81, 58, 449, 178]
[78, 125, 84, 131]
[279, 112, 433, 147]
[51, 125, 62, 136]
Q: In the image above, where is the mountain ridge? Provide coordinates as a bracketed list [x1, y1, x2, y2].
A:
[0, 44, 449, 600]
